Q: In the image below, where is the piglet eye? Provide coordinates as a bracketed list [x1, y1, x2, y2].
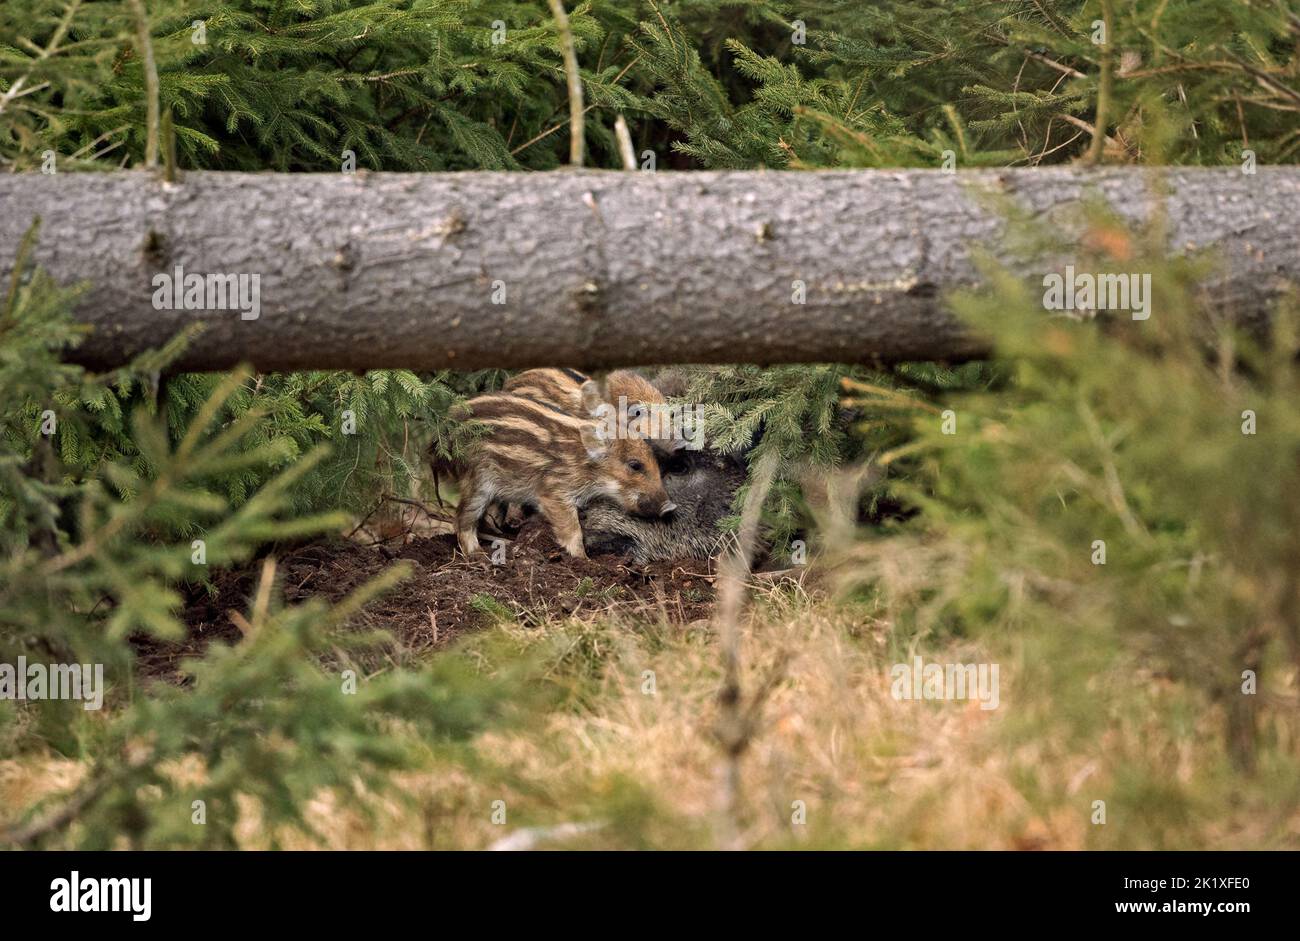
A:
[627, 460, 644, 473]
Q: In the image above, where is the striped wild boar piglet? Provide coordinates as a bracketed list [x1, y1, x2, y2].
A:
[503, 368, 687, 458]
[451, 386, 676, 559]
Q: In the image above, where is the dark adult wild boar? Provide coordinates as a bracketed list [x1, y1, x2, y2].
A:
[450, 389, 675, 558]
[581, 446, 747, 563]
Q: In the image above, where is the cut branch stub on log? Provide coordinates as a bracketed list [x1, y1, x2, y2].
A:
[0, 168, 1296, 372]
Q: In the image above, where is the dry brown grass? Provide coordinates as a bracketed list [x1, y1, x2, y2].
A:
[5, 591, 1298, 850]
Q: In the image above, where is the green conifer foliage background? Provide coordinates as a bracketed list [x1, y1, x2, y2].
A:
[4, 1, 1298, 174]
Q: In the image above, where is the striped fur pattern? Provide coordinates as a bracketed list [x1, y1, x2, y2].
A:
[502, 368, 684, 457]
[452, 389, 673, 558]
[500, 367, 592, 416]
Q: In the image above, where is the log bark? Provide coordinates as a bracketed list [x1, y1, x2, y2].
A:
[0, 168, 1295, 372]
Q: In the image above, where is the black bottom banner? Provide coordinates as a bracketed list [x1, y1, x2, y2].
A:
[0, 850, 1282, 927]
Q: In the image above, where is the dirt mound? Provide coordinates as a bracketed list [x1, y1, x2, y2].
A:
[135, 520, 717, 681]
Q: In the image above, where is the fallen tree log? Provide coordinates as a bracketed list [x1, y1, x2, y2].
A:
[0, 168, 1295, 372]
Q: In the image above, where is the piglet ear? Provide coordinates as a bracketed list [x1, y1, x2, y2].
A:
[579, 380, 604, 417]
[578, 421, 608, 461]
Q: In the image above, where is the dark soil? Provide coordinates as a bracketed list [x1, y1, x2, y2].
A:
[134, 519, 717, 682]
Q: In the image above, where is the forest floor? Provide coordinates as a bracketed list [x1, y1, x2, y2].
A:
[8, 539, 1295, 849]
[134, 518, 720, 683]
[10, 514, 1293, 850]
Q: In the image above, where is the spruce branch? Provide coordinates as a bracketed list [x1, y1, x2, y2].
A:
[1084, 0, 1115, 166]
[161, 107, 177, 182]
[547, 0, 585, 167]
[126, 0, 160, 169]
[0, 761, 139, 848]
[509, 104, 595, 156]
[613, 114, 636, 169]
[0, 0, 81, 118]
